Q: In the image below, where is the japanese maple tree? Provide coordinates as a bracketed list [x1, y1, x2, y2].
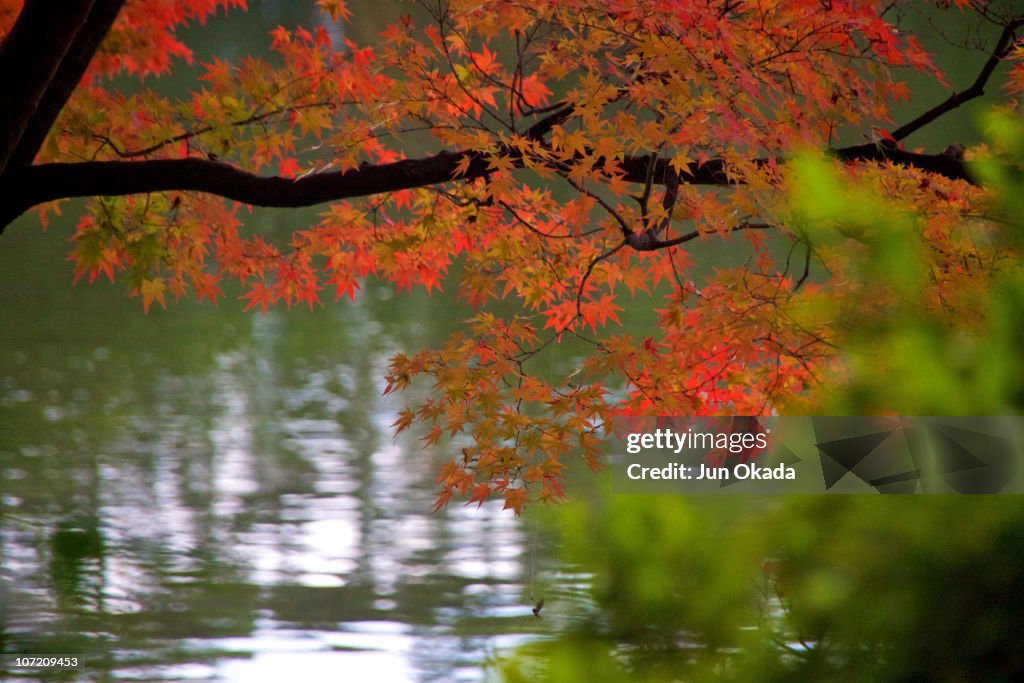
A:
[1, 0, 1021, 513]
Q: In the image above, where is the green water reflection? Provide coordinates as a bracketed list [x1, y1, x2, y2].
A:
[0, 201, 580, 682]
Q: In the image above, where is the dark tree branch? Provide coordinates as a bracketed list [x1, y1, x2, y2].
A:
[0, 152, 486, 228]
[627, 220, 773, 253]
[0, 0, 993, 235]
[0, 0, 103, 175]
[831, 143, 972, 179]
[0, 142, 973, 232]
[576, 239, 627, 318]
[890, 13, 1023, 142]
[523, 103, 575, 142]
[6, 0, 126, 170]
[0, 99, 568, 230]
[615, 144, 973, 186]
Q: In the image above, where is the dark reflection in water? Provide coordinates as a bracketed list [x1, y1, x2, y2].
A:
[0, 220, 581, 681]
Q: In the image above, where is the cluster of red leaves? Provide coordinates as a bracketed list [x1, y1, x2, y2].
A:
[3, 0, 1012, 512]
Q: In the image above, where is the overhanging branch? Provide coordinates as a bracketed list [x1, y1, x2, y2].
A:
[891, 13, 1023, 142]
[7, 0, 126, 170]
[0, 142, 973, 232]
[0, 0, 103, 175]
[0, 152, 490, 227]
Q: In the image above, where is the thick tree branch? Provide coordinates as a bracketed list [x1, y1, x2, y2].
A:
[0, 0, 102, 175]
[0, 142, 973, 232]
[619, 144, 973, 186]
[0, 152, 489, 228]
[6, 0, 126, 170]
[0, 1, 991, 234]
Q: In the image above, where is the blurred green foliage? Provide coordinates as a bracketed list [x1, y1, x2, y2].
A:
[505, 496, 1024, 682]
[502, 116, 1024, 681]
[789, 112, 1024, 415]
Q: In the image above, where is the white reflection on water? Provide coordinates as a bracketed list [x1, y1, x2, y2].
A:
[1, 303, 569, 682]
[202, 623, 418, 683]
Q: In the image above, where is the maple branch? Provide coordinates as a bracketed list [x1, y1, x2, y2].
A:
[628, 219, 774, 252]
[434, 5, 510, 133]
[13, 0, 126, 169]
[523, 103, 575, 142]
[658, 165, 679, 235]
[791, 237, 812, 292]
[576, 239, 627, 319]
[890, 12, 1024, 142]
[0, 141, 975, 232]
[558, 172, 634, 239]
[93, 100, 334, 159]
[616, 144, 973, 186]
[0, 0, 126, 174]
[0, 153, 484, 228]
[499, 200, 598, 239]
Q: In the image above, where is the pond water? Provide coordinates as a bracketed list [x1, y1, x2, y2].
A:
[0, 205, 589, 681]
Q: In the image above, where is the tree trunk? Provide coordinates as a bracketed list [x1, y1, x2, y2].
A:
[0, 0, 125, 175]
